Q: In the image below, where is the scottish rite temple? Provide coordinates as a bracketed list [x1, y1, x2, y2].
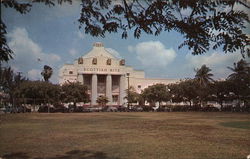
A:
[59, 42, 178, 106]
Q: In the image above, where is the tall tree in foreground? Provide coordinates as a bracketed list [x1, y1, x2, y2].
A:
[1, 0, 249, 63]
[41, 65, 53, 82]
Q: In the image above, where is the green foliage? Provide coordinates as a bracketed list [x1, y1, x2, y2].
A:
[0, 66, 27, 104]
[41, 65, 53, 82]
[61, 82, 90, 105]
[78, 0, 250, 55]
[194, 64, 214, 87]
[168, 79, 199, 106]
[1, 0, 249, 63]
[227, 59, 250, 104]
[210, 80, 234, 108]
[142, 83, 170, 106]
[125, 86, 141, 104]
[16, 81, 61, 104]
[96, 95, 109, 106]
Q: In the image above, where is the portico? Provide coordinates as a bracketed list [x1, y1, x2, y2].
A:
[76, 73, 126, 106]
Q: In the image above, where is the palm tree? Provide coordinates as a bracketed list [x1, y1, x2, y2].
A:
[227, 59, 250, 81]
[41, 65, 53, 82]
[194, 65, 214, 87]
[227, 59, 250, 109]
[194, 65, 214, 107]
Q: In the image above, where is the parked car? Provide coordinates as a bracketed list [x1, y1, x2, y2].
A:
[117, 105, 127, 112]
[17, 106, 31, 113]
[142, 106, 154, 112]
[106, 106, 118, 112]
[132, 106, 143, 112]
[157, 106, 171, 112]
[85, 107, 103, 112]
[38, 105, 55, 113]
[202, 106, 220, 112]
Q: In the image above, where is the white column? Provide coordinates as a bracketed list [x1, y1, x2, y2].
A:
[91, 74, 97, 106]
[106, 74, 112, 105]
[119, 74, 126, 106]
[77, 74, 84, 84]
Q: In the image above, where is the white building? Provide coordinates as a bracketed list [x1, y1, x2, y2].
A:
[59, 42, 178, 106]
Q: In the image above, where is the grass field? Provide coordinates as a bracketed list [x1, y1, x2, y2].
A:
[0, 112, 250, 159]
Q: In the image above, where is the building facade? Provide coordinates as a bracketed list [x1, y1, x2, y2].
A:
[59, 42, 178, 106]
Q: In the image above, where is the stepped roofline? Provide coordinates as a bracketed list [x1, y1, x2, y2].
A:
[82, 42, 117, 59]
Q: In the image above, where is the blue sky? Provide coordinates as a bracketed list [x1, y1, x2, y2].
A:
[2, 1, 249, 83]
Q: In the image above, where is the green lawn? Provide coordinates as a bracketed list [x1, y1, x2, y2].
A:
[0, 112, 250, 159]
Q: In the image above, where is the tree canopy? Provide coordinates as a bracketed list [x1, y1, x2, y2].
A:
[142, 83, 170, 106]
[194, 64, 214, 87]
[61, 82, 90, 105]
[1, 0, 250, 63]
[96, 95, 109, 106]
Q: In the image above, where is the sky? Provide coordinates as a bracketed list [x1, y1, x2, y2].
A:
[2, 1, 250, 83]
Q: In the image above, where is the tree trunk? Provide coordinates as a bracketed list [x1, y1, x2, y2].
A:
[219, 101, 223, 111]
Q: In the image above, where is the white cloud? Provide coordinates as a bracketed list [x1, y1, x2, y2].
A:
[127, 45, 134, 52]
[130, 41, 176, 67]
[28, 69, 41, 81]
[7, 27, 61, 83]
[106, 48, 121, 58]
[77, 30, 84, 39]
[185, 51, 246, 79]
[69, 48, 78, 56]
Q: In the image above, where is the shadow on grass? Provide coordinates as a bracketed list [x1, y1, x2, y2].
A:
[220, 121, 250, 130]
[3, 150, 120, 159]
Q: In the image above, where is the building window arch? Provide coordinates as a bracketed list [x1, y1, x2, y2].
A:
[92, 58, 97, 65]
[107, 59, 111, 65]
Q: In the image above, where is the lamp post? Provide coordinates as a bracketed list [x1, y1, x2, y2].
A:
[126, 73, 130, 109]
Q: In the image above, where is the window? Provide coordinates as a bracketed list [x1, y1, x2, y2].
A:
[112, 76, 119, 85]
[112, 95, 118, 102]
[69, 71, 73, 74]
[107, 59, 111, 65]
[98, 75, 105, 83]
[119, 59, 125, 65]
[92, 58, 97, 65]
[78, 58, 83, 64]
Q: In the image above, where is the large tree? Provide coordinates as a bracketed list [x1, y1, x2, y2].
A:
[169, 79, 199, 107]
[142, 83, 170, 107]
[1, 0, 250, 63]
[60, 82, 90, 106]
[227, 59, 250, 107]
[125, 86, 141, 106]
[16, 80, 61, 105]
[194, 64, 214, 87]
[0, 67, 27, 106]
[210, 80, 234, 110]
[194, 65, 214, 106]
